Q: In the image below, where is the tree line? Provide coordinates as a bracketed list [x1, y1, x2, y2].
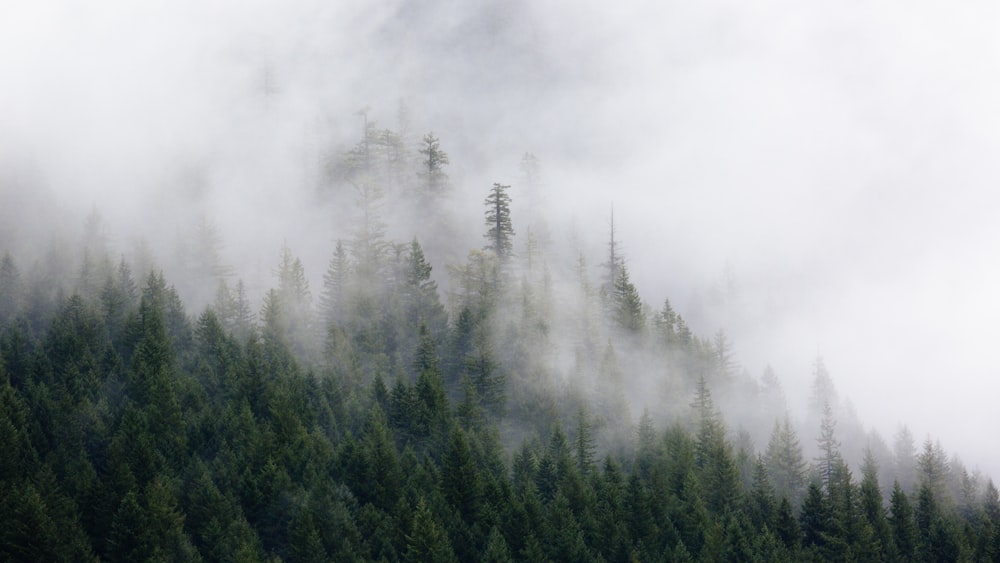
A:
[0, 120, 998, 561]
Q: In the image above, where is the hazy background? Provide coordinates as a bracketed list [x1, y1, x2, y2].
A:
[3, 0, 1000, 475]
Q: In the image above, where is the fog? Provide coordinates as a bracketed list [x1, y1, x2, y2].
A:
[3, 1, 1000, 475]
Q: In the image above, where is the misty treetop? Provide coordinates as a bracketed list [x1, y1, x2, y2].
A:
[1, 115, 997, 561]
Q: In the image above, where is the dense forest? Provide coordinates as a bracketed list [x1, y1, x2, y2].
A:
[2, 117, 999, 563]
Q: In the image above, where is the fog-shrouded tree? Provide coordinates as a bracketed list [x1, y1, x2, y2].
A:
[319, 240, 350, 330]
[765, 415, 808, 510]
[272, 245, 315, 360]
[611, 263, 644, 334]
[417, 133, 449, 200]
[815, 400, 843, 493]
[483, 183, 514, 262]
[0, 252, 23, 324]
[893, 425, 918, 494]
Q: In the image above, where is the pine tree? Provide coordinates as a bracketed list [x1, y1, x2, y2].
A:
[418, 133, 450, 198]
[572, 406, 596, 475]
[405, 498, 457, 563]
[859, 450, 890, 540]
[654, 298, 678, 346]
[815, 400, 842, 493]
[483, 183, 514, 261]
[889, 481, 918, 560]
[0, 252, 23, 324]
[800, 483, 831, 552]
[319, 240, 350, 330]
[443, 427, 482, 523]
[765, 415, 808, 510]
[892, 425, 918, 493]
[612, 263, 644, 334]
[413, 324, 450, 441]
[403, 239, 447, 340]
[692, 375, 741, 515]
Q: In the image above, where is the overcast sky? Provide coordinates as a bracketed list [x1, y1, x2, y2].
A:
[3, 0, 1000, 475]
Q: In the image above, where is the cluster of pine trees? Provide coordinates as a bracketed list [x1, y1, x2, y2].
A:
[1, 119, 999, 562]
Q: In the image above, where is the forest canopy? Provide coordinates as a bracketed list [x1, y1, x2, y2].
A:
[1, 115, 998, 561]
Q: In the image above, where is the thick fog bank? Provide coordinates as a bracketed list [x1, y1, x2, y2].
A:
[3, 1, 1000, 477]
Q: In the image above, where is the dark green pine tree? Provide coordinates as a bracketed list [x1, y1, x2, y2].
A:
[403, 239, 447, 335]
[404, 497, 457, 563]
[612, 263, 644, 334]
[444, 306, 475, 393]
[107, 490, 150, 563]
[481, 525, 513, 563]
[593, 457, 629, 561]
[0, 252, 23, 325]
[747, 454, 777, 532]
[361, 405, 402, 511]
[799, 482, 831, 556]
[774, 496, 802, 551]
[129, 285, 186, 465]
[859, 448, 893, 560]
[654, 298, 678, 347]
[888, 481, 918, 561]
[572, 406, 596, 475]
[978, 479, 1000, 562]
[692, 375, 741, 515]
[443, 426, 482, 524]
[464, 333, 505, 421]
[413, 324, 450, 442]
[765, 415, 808, 510]
[483, 182, 514, 262]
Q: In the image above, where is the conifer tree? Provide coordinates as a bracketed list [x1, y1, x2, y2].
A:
[889, 481, 918, 560]
[692, 375, 741, 515]
[572, 406, 596, 475]
[859, 449, 892, 560]
[612, 263, 644, 334]
[765, 415, 808, 510]
[413, 324, 450, 441]
[0, 252, 23, 324]
[483, 183, 514, 262]
[418, 133, 450, 199]
[319, 240, 350, 330]
[892, 425, 918, 493]
[443, 427, 482, 523]
[405, 498, 457, 563]
[815, 400, 843, 493]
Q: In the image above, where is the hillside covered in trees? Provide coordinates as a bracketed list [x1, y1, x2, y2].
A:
[2, 111, 1000, 562]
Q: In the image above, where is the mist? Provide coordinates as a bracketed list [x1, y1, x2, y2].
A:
[4, 0, 1000, 479]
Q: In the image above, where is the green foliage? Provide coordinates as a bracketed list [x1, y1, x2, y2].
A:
[0, 225, 991, 563]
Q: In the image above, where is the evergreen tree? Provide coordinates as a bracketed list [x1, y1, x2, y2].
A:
[612, 263, 644, 334]
[404, 498, 457, 563]
[765, 415, 808, 510]
[417, 133, 450, 199]
[815, 400, 843, 493]
[443, 426, 482, 523]
[892, 425, 918, 493]
[319, 240, 350, 330]
[859, 448, 893, 560]
[483, 183, 514, 262]
[0, 252, 23, 324]
[692, 375, 741, 515]
[889, 481, 918, 561]
[413, 324, 450, 441]
[572, 406, 596, 475]
[800, 483, 831, 553]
